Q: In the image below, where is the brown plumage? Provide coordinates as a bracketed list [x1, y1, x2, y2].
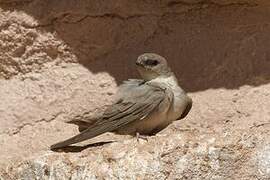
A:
[51, 53, 192, 149]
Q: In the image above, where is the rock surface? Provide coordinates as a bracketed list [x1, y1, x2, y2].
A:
[0, 0, 270, 179]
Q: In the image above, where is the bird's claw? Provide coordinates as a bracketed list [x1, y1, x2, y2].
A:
[136, 132, 148, 142]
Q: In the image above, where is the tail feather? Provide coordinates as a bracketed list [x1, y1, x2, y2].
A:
[50, 126, 103, 149]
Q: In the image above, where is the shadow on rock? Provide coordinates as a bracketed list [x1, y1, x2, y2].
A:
[50, 141, 115, 153]
[1, 1, 270, 92]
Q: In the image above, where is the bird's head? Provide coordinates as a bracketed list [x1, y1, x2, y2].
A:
[136, 53, 172, 81]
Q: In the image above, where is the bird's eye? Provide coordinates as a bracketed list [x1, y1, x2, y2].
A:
[144, 59, 159, 66]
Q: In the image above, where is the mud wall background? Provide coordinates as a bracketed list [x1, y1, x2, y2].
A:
[0, 0, 270, 179]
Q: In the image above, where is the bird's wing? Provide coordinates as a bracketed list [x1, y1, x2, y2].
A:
[179, 96, 192, 119]
[65, 79, 145, 132]
[51, 80, 171, 149]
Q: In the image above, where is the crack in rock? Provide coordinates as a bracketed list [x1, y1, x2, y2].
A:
[8, 112, 63, 136]
[22, 0, 258, 29]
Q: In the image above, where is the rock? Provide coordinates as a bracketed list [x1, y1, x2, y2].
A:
[0, 0, 270, 179]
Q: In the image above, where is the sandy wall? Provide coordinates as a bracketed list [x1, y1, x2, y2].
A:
[0, 0, 270, 179]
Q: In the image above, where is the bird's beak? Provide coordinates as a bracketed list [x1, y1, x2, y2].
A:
[136, 61, 143, 67]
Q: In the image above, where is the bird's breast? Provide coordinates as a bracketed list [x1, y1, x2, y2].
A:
[150, 75, 189, 121]
[167, 86, 189, 121]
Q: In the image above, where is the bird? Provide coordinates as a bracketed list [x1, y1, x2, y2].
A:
[51, 53, 192, 149]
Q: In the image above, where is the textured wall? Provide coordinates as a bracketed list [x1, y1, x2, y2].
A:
[0, 0, 270, 179]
